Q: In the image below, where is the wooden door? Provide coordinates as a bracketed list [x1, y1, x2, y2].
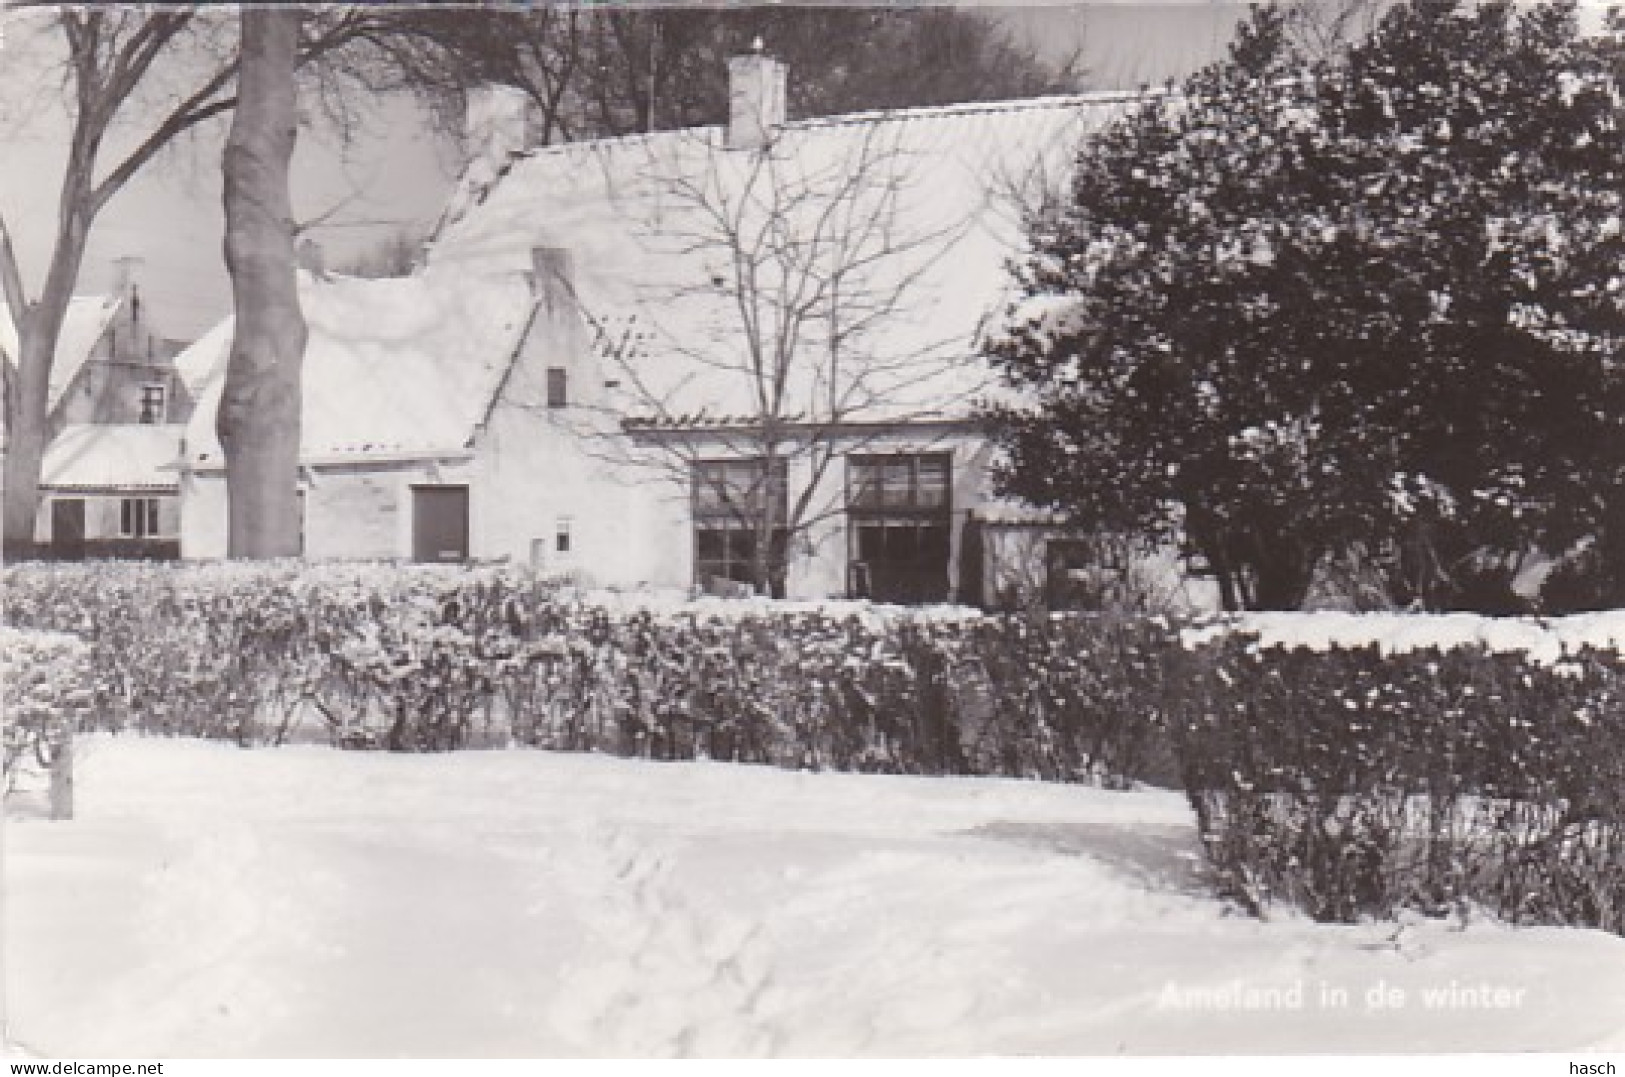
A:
[50, 499, 86, 561]
[411, 485, 469, 563]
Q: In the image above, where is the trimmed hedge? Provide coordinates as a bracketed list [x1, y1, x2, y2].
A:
[486, 608, 1178, 783]
[0, 563, 1178, 784]
[7, 562, 1623, 935]
[1171, 637, 1625, 933]
[3, 562, 569, 749]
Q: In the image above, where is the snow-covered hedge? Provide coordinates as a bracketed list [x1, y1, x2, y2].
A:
[8, 562, 1624, 933]
[2, 561, 570, 746]
[2, 626, 93, 788]
[1, 563, 1174, 782]
[1172, 627, 1625, 934]
[482, 607, 1176, 782]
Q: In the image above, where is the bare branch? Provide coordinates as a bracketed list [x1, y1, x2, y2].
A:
[102, 11, 192, 109]
[0, 214, 28, 323]
[90, 9, 387, 217]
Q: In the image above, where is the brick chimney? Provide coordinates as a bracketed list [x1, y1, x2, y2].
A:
[726, 43, 786, 151]
[465, 84, 530, 166]
[529, 246, 585, 409]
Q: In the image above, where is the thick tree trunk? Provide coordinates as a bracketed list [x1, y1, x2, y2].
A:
[2, 196, 93, 559]
[2, 353, 50, 559]
[219, 9, 306, 559]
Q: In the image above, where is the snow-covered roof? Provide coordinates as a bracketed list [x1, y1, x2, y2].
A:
[1, 296, 124, 412]
[40, 423, 184, 492]
[178, 267, 536, 468]
[428, 93, 1137, 427]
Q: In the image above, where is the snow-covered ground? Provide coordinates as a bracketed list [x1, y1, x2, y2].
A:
[6, 735, 1625, 1058]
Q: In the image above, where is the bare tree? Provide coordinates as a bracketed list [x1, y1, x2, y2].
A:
[218, 8, 306, 560]
[1280, 0, 1391, 60]
[558, 124, 975, 598]
[354, 6, 1080, 148]
[0, 8, 380, 557]
[0, 11, 236, 556]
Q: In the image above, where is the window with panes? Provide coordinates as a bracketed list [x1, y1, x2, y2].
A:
[692, 458, 788, 589]
[846, 453, 952, 603]
[139, 384, 167, 424]
[120, 497, 161, 539]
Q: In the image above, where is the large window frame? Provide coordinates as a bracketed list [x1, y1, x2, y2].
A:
[846, 452, 953, 603]
[691, 458, 789, 590]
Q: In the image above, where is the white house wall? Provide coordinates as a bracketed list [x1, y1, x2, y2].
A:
[470, 398, 637, 577]
[35, 493, 180, 544]
[179, 473, 227, 558]
[311, 461, 475, 561]
[463, 250, 656, 583]
[627, 468, 695, 590]
[305, 467, 400, 559]
[787, 448, 848, 599]
[183, 459, 472, 561]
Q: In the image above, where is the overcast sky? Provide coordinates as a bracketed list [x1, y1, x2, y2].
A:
[0, 2, 1610, 343]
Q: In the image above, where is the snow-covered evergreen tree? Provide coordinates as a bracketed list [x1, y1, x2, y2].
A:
[988, 0, 1625, 611]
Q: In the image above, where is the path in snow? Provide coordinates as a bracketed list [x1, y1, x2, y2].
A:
[6, 736, 1625, 1057]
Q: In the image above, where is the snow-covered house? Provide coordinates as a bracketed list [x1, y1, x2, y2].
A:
[34, 424, 187, 560]
[175, 56, 1214, 607]
[174, 259, 624, 565]
[419, 59, 1146, 602]
[4, 260, 196, 558]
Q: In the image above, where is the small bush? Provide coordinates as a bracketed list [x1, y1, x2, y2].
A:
[2, 627, 93, 789]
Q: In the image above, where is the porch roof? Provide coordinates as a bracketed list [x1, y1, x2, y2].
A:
[40, 423, 184, 493]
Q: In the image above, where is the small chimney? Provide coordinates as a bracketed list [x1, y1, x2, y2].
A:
[465, 84, 530, 166]
[530, 246, 574, 315]
[113, 256, 143, 299]
[530, 246, 581, 409]
[727, 43, 786, 151]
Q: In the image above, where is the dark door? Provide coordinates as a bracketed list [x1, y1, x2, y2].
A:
[411, 485, 469, 563]
[51, 499, 86, 561]
[853, 520, 951, 604]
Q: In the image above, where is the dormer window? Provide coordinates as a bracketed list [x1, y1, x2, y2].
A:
[139, 383, 167, 424]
